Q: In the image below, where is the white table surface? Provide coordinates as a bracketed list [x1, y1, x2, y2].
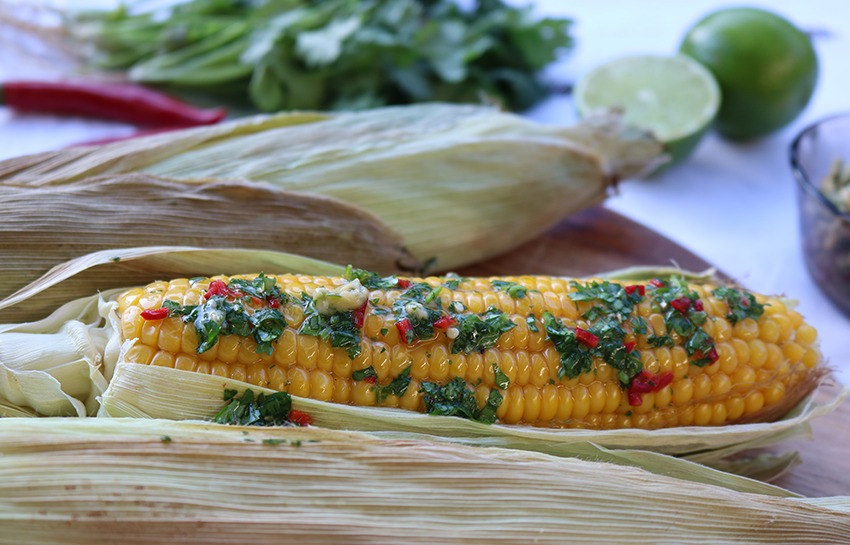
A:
[1, 0, 848, 383]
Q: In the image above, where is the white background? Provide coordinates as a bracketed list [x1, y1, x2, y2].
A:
[0, 0, 848, 383]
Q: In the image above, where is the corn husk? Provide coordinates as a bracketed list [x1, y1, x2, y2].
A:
[0, 418, 848, 545]
[0, 173, 417, 311]
[0, 104, 664, 270]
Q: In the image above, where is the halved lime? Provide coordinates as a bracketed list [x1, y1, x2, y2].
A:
[574, 54, 720, 170]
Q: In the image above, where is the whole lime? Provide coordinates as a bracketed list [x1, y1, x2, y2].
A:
[679, 7, 818, 141]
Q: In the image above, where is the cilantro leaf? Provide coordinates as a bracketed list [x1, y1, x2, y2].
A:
[420, 377, 502, 424]
[451, 307, 516, 354]
[712, 286, 767, 324]
[213, 389, 293, 427]
[491, 280, 528, 299]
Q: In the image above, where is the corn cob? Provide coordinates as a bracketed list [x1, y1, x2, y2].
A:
[117, 270, 823, 429]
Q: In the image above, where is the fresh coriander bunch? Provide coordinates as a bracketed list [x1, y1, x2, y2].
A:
[66, 0, 573, 112]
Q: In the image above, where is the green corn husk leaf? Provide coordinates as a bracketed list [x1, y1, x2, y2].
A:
[0, 173, 418, 315]
[0, 104, 665, 270]
[0, 418, 849, 545]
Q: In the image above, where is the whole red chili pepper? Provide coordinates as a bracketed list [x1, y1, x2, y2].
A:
[1, 80, 226, 128]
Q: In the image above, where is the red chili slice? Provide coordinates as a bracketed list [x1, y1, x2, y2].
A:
[287, 410, 313, 427]
[140, 308, 169, 320]
[363, 375, 378, 384]
[396, 319, 414, 344]
[624, 341, 637, 353]
[205, 280, 230, 299]
[574, 327, 599, 348]
[397, 279, 412, 289]
[628, 391, 643, 407]
[268, 297, 281, 309]
[624, 284, 646, 296]
[352, 300, 368, 329]
[433, 315, 457, 329]
[649, 278, 666, 288]
[670, 297, 692, 313]
[628, 370, 674, 406]
[692, 299, 704, 311]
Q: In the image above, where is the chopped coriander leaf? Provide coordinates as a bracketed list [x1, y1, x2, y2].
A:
[392, 283, 444, 343]
[491, 280, 528, 299]
[375, 366, 412, 403]
[569, 280, 643, 318]
[647, 335, 674, 348]
[262, 438, 288, 445]
[352, 366, 378, 382]
[228, 273, 287, 304]
[588, 317, 642, 386]
[249, 308, 287, 355]
[213, 389, 294, 426]
[527, 314, 539, 333]
[685, 329, 716, 366]
[450, 307, 516, 354]
[492, 363, 510, 390]
[443, 279, 461, 290]
[712, 286, 766, 324]
[542, 311, 593, 378]
[380, 327, 389, 336]
[420, 377, 502, 424]
[160, 435, 172, 443]
[343, 265, 401, 290]
[299, 294, 362, 358]
[424, 286, 443, 304]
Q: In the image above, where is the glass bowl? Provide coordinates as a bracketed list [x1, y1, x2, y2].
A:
[790, 113, 850, 317]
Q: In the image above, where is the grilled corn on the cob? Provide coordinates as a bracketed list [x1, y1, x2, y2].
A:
[117, 269, 822, 429]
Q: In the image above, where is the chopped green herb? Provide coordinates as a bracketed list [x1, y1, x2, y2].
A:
[299, 294, 362, 358]
[291, 440, 302, 447]
[380, 327, 389, 336]
[424, 286, 443, 304]
[371, 308, 390, 316]
[343, 265, 401, 290]
[647, 335, 675, 348]
[262, 438, 288, 446]
[213, 389, 294, 427]
[492, 363, 510, 390]
[588, 316, 642, 386]
[420, 377, 502, 424]
[686, 329, 715, 366]
[352, 366, 378, 382]
[249, 308, 287, 355]
[229, 273, 288, 304]
[451, 307, 516, 354]
[569, 280, 643, 320]
[375, 366, 412, 403]
[527, 314, 539, 332]
[110, 256, 121, 262]
[491, 280, 528, 299]
[542, 311, 593, 378]
[392, 283, 444, 343]
[160, 435, 172, 443]
[712, 286, 766, 324]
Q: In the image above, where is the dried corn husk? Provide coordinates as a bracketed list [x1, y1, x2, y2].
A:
[0, 104, 664, 270]
[0, 418, 848, 545]
[0, 174, 417, 310]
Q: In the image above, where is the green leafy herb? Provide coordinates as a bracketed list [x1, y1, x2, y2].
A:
[492, 363, 510, 390]
[249, 308, 287, 355]
[527, 314, 539, 332]
[542, 311, 593, 378]
[420, 377, 502, 424]
[262, 438, 288, 446]
[228, 273, 287, 304]
[569, 280, 643, 320]
[299, 294, 361, 358]
[375, 366, 412, 403]
[686, 329, 716, 366]
[451, 307, 516, 354]
[647, 334, 674, 348]
[392, 283, 444, 343]
[712, 286, 767, 324]
[343, 265, 402, 290]
[160, 435, 172, 443]
[491, 280, 528, 299]
[213, 389, 294, 427]
[352, 366, 378, 382]
[70, 0, 573, 112]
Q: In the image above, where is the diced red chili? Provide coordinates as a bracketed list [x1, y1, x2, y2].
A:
[670, 297, 692, 313]
[205, 280, 230, 299]
[248, 296, 264, 307]
[396, 319, 414, 344]
[574, 327, 599, 348]
[140, 308, 169, 320]
[692, 299, 704, 311]
[649, 278, 666, 288]
[287, 410, 313, 427]
[624, 284, 645, 296]
[707, 347, 719, 363]
[352, 300, 368, 329]
[433, 315, 457, 329]
[627, 370, 674, 406]
[397, 279, 412, 289]
[624, 341, 637, 353]
[363, 375, 378, 384]
[268, 297, 281, 309]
